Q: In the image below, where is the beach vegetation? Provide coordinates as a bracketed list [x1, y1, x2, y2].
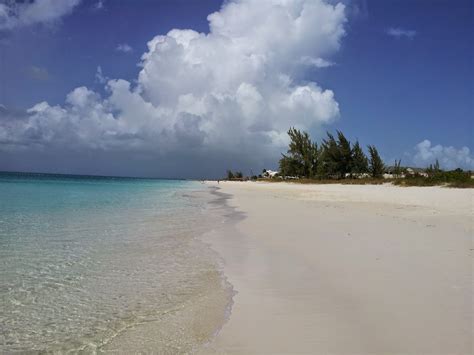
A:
[393, 168, 474, 188]
[335, 130, 353, 178]
[225, 129, 472, 188]
[351, 141, 369, 175]
[279, 127, 318, 178]
[425, 159, 442, 176]
[393, 159, 403, 176]
[368, 145, 385, 178]
[226, 170, 247, 180]
[279, 127, 382, 180]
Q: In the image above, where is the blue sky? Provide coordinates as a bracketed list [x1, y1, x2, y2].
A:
[321, 0, 473, 162]
[1, 0, 221, 107]
[0, 0, 472, 177]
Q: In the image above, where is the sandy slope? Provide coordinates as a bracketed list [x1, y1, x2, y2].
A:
[201, 182, 473, 355]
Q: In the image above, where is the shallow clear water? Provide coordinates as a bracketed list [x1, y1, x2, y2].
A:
[0, 172, 231, 353]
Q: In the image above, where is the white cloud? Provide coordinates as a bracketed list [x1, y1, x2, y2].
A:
[93, 1, 105, 11]
[386, 27, 417, 39]
[1, 0, 347, 175]
[95, 66, 108, 84]
[299, 56, 335, 68]
[0, 0, 80, 30]
[116, 43, 133, 53]
[413, 140, 474, 170]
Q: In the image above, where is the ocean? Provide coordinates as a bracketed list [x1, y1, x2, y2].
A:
[0, 172, 232, 353]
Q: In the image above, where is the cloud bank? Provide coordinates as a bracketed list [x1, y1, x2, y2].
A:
[412, 140, 474, 170]
[0, 0, 347, 177]
[0, 0, 80, 30]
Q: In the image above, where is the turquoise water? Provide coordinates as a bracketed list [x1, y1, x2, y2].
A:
[0, 173, 231, 352]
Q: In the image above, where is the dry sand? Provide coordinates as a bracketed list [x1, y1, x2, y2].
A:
[201, 182, 473, 355]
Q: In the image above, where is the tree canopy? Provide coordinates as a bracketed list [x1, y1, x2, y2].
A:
[279, 127, 318, 178]
[368, 145, 385, 178]
[279, 128, 384, 179]
[351, 141, 369, 174]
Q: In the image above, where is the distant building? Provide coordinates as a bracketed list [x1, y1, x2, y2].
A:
[383, 166, 428, 179]
[263, 169, 279, 178]
[405, 167, 429, 177]
[345, 173, 370, 179]
[406, 168, 415, 175]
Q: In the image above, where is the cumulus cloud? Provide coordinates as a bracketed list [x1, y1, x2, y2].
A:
[0, 0, 80, 30]
[386, 27, 417, 39]
[1, 0, 347, 176]
[116, 43, 133, 53]
[413, 140, 474, 170]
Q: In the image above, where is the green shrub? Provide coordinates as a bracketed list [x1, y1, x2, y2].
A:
[393, 170, 473, 188]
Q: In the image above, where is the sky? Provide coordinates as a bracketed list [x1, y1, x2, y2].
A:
[0, 0, 472, 178]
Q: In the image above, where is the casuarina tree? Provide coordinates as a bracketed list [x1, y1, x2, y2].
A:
[351, 141, 369, 175]
[319, 132, 338, 178]
[336, 130, 353, 178]
[368, 145, 385, 178]
[279, 127, 318, 178]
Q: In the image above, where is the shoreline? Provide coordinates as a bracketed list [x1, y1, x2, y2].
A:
[198, 186, 244, 350]
[200, 181, 472, 354]
[96, 184, 242, 354]
[0, 178, 237, 353]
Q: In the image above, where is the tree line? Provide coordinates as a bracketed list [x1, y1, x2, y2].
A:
[223, 127, 473, 187]
[279, 128, 385, 179]
[226, 170, 243, 180]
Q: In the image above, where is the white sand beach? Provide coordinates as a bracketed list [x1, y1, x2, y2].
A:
[202, 182, 473, 354]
